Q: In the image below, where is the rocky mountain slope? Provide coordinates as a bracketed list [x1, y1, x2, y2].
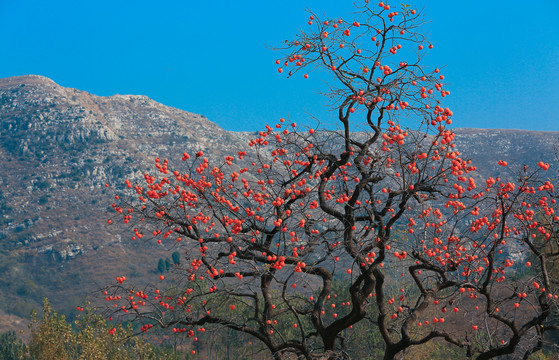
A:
[454, 128, 558, 178]
[0, 75, 249, 325]
[0, 75, 557, 330]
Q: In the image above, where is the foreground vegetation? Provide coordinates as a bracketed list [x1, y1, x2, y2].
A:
[0, 299, 166, 360]
[1, 292, 557, 359]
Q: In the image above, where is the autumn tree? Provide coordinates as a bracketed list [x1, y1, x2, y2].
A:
[102, 1, 559, 359]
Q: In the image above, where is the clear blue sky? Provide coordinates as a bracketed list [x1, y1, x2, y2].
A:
[1, 0, 557, 132]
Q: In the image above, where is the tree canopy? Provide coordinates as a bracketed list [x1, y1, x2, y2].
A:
[102, 2, 559, 359]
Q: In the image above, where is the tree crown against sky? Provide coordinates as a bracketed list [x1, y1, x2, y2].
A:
[100, 2, 559, 359]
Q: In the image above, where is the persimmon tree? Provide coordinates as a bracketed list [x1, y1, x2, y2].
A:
[102, 1, 559, 359]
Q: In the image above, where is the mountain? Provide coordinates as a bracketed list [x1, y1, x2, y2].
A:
[0, 75, 249, 327]
[0, 75, 557, 331]
[453, 128, 558, 179]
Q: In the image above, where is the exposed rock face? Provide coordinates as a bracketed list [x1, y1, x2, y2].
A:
[0, 75, 250, 323]
[0, 75, 248, 252]
[454, 127, 558, 170]
[0, 75, 244, 168]
[0, 75, 557, 327]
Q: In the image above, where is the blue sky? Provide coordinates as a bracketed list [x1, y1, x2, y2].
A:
[0, 0, 557, 132]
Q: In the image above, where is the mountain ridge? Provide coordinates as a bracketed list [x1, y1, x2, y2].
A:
[0, 75, 557, 331]
[0, 75, 250, 328]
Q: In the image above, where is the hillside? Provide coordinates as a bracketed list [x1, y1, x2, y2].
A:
[0, 75, 557, 331]
[453, 128, 558, 179]
[0, 75, 249, 327]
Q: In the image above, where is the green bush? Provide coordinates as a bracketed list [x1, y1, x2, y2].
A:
[0, 331, 28, 360]
[27, 298, 165, 360]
